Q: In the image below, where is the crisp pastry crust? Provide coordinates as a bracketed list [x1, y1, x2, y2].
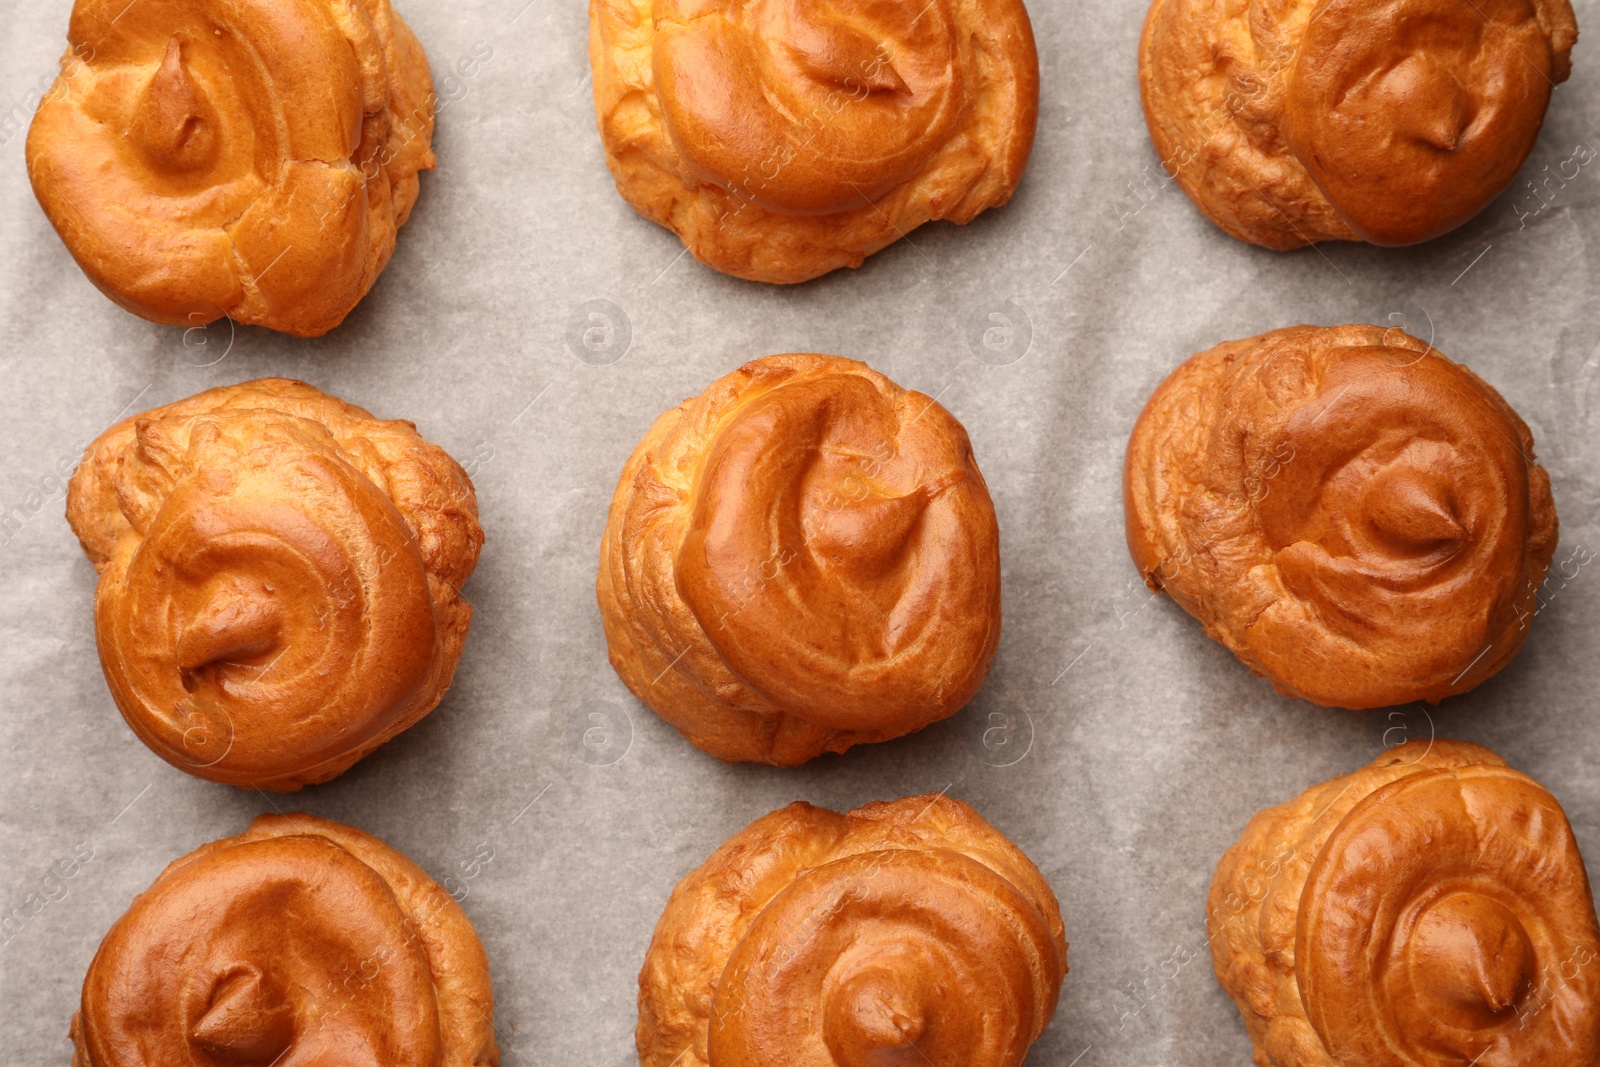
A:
[1209, 740, 1600, 1067]
[70, 813, 499, 1067]
[588, 0, 1039, 283]
[597, 354, 1001, 765]
[637, 794, 1067, 1067]
[1138, 0, 1578, 249]
[26, 0, 437, 336]
[66, 379, 483, 790]
[1124, 324, 1557, 709]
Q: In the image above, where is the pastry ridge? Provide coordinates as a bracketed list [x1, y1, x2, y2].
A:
[637, 794, 1067, 1067]
[71, 813, 499, 1067]
[588, 0, 1039, 282]
[26, 0, 437, 336]
[1138, 0, 1578, 248]
[1209, 740, 1600, 1067]
[598, 353, 1002, 764]
[1124, 324, 1557, 708]
[66, 378, 483, 790]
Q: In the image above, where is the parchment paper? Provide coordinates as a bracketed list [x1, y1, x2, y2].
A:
[2, 0, 1598, 1062]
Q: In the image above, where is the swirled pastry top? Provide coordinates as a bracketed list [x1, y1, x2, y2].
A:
[588, 0, 1039, 283]
[71, 813, 499, 1067]
[1138, 0, 1578, 248]
[638, 794, 1067, 1067]
[66, 379, 483, 790]
[1124, 325, 1557, 708]
[1208, 740, 1600, 1067]
[597, 354, 1001, 765]
[26, 0, 436, 336]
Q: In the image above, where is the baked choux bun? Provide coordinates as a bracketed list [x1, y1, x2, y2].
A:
[1209, 740, 1600, 1067]
[26, 0, 436, 336]
[1138, 0, 1579, 249]
[66, 379, 483, 790]
[598, 354, 1001, 765]
[638, 794, 1067, 1067]
[71, 813, 499, 1067]
[1124, 325, 1557, 709]
[588, 0, 1039, 283]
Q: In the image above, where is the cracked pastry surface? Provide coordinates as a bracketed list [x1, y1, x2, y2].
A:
[1123, 324, 1557, 709]
[597, 354, 1001, 765]
[26, 0, 437, 336]
[1138, 0, 1578, 249]
[66, 379, 483, 790]
[1209, 740, 1600, 1067]
[71, 813, 499, 1067]
[588, 0, 1039, 283]
[637, 794, 1067, 1067]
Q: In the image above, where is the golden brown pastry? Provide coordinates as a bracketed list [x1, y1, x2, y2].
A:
[1209, 740, 1600, 1067]
[638, 794, 1067, 1067]
[598, 354, 1001, 765]
[71, 813, 499, 1067]
[1124, 325, 1557, 709]
[26, 0, 436, 337]
[1139, 0, 1578, 249]
[588, 0, 1039, 283]
[67, 379, 483, 790]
